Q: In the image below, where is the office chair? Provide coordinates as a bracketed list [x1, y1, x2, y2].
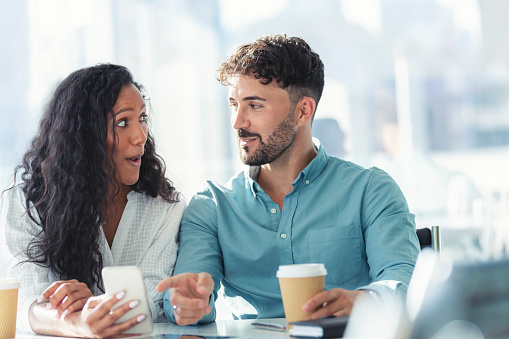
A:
[416, 226, 441, 252]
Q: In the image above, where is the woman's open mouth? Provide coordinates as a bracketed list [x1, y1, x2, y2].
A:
[127, 156, 142, 167]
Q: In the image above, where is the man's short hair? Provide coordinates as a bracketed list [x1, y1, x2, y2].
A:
[218, 34, 325, 114]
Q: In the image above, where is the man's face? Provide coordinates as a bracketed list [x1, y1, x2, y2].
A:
[228, 75, 298, 166]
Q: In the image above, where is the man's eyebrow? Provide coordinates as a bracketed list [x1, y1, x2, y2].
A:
[243, 96, 266, 101]
[229, 96, 266, 102]
[114, 103, 146, 116]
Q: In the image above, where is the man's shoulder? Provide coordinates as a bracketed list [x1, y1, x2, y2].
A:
[197, 170, 247, 194]
[325, 156, 383, 176]
[321, 157, 397, 191]
[182, 171, 248, 223]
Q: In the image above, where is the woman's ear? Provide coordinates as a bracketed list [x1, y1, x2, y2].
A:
[295, 97, 316, 126]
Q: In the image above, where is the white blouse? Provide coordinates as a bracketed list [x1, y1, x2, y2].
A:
[0, 185, 186, 332]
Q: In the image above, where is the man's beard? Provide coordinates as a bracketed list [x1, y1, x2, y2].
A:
[237, 110, 297, 166]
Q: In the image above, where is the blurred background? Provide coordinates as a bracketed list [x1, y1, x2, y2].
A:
[1, 0, 508, 277]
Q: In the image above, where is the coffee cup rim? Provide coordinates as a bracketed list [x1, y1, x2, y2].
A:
[0, 278, 19, 290]
[276, 263, 327, 278]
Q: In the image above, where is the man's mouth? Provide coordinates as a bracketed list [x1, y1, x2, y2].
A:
[238, 129, 262, 147]
[239, 137, 257, 147]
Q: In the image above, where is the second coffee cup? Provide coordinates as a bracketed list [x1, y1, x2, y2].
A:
[0, 278, 19, 339]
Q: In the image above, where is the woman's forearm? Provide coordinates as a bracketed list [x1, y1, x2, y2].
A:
[28, 300, 84, 337]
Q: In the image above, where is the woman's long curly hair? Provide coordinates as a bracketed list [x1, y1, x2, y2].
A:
[13, 63, 177, 290]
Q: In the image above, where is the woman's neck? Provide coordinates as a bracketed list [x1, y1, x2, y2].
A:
[103, 184, 131, 248]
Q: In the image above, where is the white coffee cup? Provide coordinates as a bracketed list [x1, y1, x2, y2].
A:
[277, 264, 327, 324]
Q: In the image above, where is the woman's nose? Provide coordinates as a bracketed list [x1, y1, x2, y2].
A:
[131, 123, 148, 146]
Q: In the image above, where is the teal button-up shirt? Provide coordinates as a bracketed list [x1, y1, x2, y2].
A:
[164, 140, 420, 322]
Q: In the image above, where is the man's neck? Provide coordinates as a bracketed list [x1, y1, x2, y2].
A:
[257, 136, 317, 211]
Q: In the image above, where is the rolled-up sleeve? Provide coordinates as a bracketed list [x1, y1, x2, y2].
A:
[163, 187, 223, 324]
[358, 168, 420, 300]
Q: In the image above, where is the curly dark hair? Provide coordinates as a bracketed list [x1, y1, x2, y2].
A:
[217, 34, 325, 115]
[13, 63, 177, 290]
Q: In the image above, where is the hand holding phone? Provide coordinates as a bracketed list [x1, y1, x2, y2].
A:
[102, 266, 154, 334]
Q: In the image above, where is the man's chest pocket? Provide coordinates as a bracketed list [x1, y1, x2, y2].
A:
[308, 225, 362, 285]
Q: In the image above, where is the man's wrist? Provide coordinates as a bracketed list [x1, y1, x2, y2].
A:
[359, 289, 380, 303]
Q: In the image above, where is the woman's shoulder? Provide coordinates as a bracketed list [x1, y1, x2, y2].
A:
[1, 183, 43, 228]
[125, 191, 186, 231]
[128, 190, 187, 211]
[1, 183, 27, 208]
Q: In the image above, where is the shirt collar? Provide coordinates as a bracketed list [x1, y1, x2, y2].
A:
[126, 189, 139, 202]
[245, 138, 328, 195]
[247, 166, 261, 195]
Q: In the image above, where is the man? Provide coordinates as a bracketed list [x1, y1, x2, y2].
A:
[157, 34, 420, 326]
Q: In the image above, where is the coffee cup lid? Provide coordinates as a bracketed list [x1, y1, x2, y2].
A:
[276, 264, 327, 278]
[0, 278, 19, 290]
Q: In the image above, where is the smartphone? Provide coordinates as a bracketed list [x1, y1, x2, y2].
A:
[102, 266, 154, 334]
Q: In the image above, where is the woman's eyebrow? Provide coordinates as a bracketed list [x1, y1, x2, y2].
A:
[114, 103, 146, 116]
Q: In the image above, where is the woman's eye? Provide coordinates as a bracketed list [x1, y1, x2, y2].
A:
[140, 113, 148, 123]
[116, 120, 127, 127]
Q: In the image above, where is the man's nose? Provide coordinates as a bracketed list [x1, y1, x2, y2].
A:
[232, 105, 249, 130]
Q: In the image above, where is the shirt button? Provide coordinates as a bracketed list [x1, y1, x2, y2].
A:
[305, 180, 310, 185]
[270, 208, 277, 214]
[280, 233, 287, 239]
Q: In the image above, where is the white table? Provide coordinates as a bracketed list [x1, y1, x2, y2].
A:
[16, 318, 291, 339]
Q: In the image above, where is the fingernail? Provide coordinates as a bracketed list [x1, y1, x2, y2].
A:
[46, 303, 52, 310]
[62, 310, 69, 318]
[129, 300, 139, 309]
[54, 312, 60, 319]
[197, 301, 204, 308]
[37, 296, 44, 303]
[136, 315, 146, 323]
[116, 291, 125, 300]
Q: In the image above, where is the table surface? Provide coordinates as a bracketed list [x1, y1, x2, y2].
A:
[16, 318, 292, 339]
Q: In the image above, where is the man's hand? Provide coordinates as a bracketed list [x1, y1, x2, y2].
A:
[39, 279, 94, 319]
[302, 288, 367, 319]
[157, 272, 214, 326]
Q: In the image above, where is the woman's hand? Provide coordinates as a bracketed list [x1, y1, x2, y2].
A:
[76, 291, 146, 338]
[29, 290, 146, 338]
[39, 279, 94, 319]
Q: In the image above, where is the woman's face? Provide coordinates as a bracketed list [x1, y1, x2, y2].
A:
[106, 83, 148, 188]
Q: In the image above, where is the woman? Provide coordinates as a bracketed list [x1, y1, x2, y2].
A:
[0, 64, 185, 337]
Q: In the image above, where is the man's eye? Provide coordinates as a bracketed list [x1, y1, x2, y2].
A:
[116, 120, 127, 127]
[251, 104, 261, 109]
[229, 102, 238, 108]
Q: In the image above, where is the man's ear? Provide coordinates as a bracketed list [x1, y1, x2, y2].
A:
[295, 97, 316, 126]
